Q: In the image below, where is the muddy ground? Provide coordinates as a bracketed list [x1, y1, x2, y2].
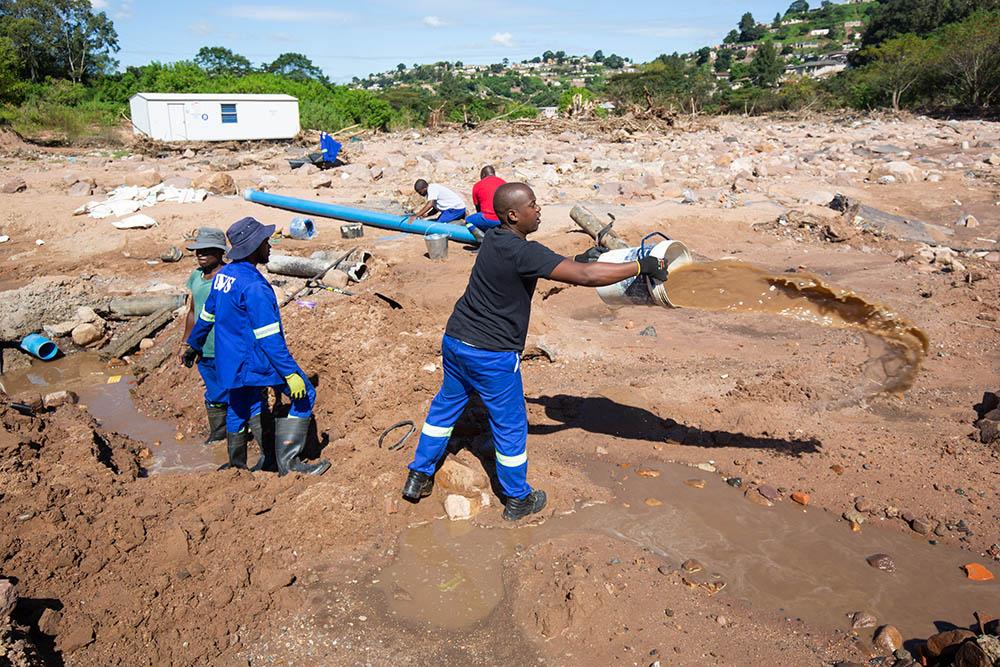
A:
[1, 113, 998, 666]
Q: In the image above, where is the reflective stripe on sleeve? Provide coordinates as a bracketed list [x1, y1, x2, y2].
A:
[421, 423, 453, 438]
[199, 309, 215, 322]
[252, 322, 280, 339]
[495, 450, 527, 467]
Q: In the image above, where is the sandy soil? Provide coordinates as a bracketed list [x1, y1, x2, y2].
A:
[0, 113, 998, 665]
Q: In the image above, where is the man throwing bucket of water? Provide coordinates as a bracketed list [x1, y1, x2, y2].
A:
[401, 183, 669, 520]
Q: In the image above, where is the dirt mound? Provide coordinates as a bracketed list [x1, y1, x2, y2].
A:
[0, 129, 30, 153]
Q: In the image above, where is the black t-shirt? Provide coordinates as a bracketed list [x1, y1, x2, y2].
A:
[446, 227, 565, 352]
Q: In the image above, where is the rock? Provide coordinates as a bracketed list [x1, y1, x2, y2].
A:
[193, 172, 236, 195]
[956, 214, 979, 228]
[310, 174, 332, 189]
[986, 154, 1000, 166]
[124, 169, 162, 188]
[71, 322, 103, 347]
[986, 252, 1000, 264]
[639, 325, 657, 337]
[75, 306, 100, 323]
[953, 639, 992, 667]
[43, 390, 79, 408]
[681, 559, 703, 573]
[830, 464, 845, 475]
[745, 488, 773, 507]
[866, 553, 896, 573]
[182, 148, 196, 159]
[873, 625, 904, 654]
[444, 494, 472, 521]
[730, 157, 754, 177]
[910, 517, 933, 534]
[726, 477, 742, 488]
[138, 337, 155, 350]
[801, 191, 834, 206]
[926, 171, 943, 182]
[850, 610, 878, 629]
[926, 629, 976, 657]
[757, 484, 780, 502]
[0, 578, 16, 618]
[683, 479, 706, 489]
[791, 491, 810, 506]
[209, 156, 241, 171]
[681, 189, 699, 204]
[297, 163, 320, 175]
[67, 180, 94, 197]
[695, 462, 716, 472]
[871, 161, 919, 184]
[854, 496, 874, 512]
[44, 320, 81, 337]
[1, 176, 28, 193]
[439, 458, 488, 496]
[258, 174, 279, 187]
[59, 619, 95, 653]
[38, 608, 61, 635]
[162, 176, 194, 189]
[370, 166, 384, 181]
[975, 635, 1000, 663]
[321, 269, 350, 289]
[878, 175, 897, 185]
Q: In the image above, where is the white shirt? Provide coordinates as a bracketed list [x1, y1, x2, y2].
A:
[427, 183, 465, 211]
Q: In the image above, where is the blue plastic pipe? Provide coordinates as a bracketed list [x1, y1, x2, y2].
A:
[20, 333, 59, 361]
[243, 189, 479, 245]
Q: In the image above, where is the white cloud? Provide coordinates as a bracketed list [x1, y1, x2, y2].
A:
[90, 0, 108, 9]
[115, 0, 133, 19]
[491, 32, 514, 47]
[422, 15, 445, 28]
[189, 21, 214, 35]
[222, 5, 351, 22]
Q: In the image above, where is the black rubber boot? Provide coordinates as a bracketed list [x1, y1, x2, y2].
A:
[219, 429, 249, 470]
[204, 403, 227, 444]
[274, 416, 330, 476]
[246, 413, 277, 472]
[502, 489, 547, 521]
[401, 470, 434, 502]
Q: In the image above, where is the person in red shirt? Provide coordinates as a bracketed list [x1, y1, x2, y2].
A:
[466, 165, 506, 231]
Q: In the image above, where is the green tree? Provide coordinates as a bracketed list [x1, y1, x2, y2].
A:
[787, 0, 809, 14]
[396, 62, 406, 71]
[936, 10, 1000, 107]
[714, 49, 732, 72]
[738, 12, 764, 42]
[862, 0, 999, 47]
[194, 46, 253, 76]
[773, 12, 782, 27]
[593, 49, 604, 62]
[723, 29, 739, 44]
[542, 50, 554, 62]
[554, 50, 566, 63]
[265, 52, 327, 82]
[695, 46, 711, 65]
[859, 33, 932, 110]
[0, 35, 26, 101]
[604, 53, 625, 69]
[749, 41, 782, 87]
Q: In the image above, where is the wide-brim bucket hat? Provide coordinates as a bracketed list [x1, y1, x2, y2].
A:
[226, 216, 275, 260]
[185, 227, 228, 251]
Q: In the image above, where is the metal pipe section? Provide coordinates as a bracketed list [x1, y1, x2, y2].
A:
[243, 189, 479, 245]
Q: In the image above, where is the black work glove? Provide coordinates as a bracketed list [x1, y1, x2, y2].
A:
[574, 246, 608, 263]
[637, 255, 669, 282]
[181, 346, 201, 368]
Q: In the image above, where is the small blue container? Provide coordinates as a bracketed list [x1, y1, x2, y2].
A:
[20, 333, 59, 361]
[288, 216, 316, 240]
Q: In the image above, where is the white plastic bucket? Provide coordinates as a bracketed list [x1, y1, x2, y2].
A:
[595, 239, 692, 307]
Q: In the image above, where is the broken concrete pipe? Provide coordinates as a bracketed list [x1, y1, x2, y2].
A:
[108, 294, 187, 318]
[596, 237, 693, 307]
[19, 333, 60, 361]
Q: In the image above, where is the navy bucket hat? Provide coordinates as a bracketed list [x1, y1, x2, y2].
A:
[226, 216, 275, 260]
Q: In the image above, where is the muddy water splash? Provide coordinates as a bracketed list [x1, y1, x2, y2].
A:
[664, 261, 929, 394]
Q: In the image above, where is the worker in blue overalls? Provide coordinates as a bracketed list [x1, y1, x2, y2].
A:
[184, 216, 330, 476]
[402, 183, 669, 520]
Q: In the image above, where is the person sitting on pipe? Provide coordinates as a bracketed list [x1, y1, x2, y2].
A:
[184, 217, 330, 476]
[401, 183, 669, 520]
[178, 227, 229, 446]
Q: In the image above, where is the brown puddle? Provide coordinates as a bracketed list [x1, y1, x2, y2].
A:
[664, 261, 929, 394]
[0, 353, 221, 473]
[373, 459, 996, 642]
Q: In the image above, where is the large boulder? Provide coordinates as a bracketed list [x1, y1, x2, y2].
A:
[124, 169, 162, 188]
[71, 322, 103, 347]
[193, 172, 236, 195]
[870, 161, 919, 184]
[0, 177, 27, 193]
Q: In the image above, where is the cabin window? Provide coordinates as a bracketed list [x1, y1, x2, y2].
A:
[221, 103, 237, 124]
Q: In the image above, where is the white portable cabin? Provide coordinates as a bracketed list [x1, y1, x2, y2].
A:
[128, 93, 300, 142]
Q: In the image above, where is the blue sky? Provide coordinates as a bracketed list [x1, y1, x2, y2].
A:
[99, 0, 808, 82]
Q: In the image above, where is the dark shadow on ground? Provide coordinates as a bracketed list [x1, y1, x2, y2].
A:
[525, 394, 821, 457]
[10, 587, 64, 666]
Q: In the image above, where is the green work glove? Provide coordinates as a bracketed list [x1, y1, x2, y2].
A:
[285, 373, 306, 400]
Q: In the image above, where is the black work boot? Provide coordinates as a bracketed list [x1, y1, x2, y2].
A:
[204, 403, 227, 444]
[401, 470, 434, 502]
[247, 413, 277, 472]
[219, 429, 249, 470]
[274, 416, 330, 476]
[503, 489, 547, 521]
